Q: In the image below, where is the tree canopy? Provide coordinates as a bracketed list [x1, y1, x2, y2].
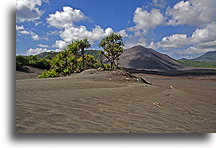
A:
[75, 38, 91, 69]
[38, 39, 96, 78]
[99, 33, 124, 69]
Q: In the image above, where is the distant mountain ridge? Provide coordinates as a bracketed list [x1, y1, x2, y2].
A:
[192, 51, 216, 61]
[37, 52, 58, 59]
[178, 51, 216, 68]
[36, 50, 102, 59]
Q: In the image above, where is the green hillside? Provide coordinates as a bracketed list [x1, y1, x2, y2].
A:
[36, 50, 102, 60]
[178, 60, 216, 68]
[84, 50, 102, 60]
[193, 51, 216, 61]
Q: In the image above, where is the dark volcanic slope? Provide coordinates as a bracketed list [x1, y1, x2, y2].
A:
[119, 45, 186, 71]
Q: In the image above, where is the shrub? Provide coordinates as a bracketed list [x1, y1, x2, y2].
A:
[16, 55, 28, 68]
[62, 68, 72, 76]
[93, 61, 102, 68]
[38, 69, 59, 78]
[104, 64, 111, 69]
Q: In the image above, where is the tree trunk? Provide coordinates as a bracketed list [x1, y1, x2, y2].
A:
[111, 56, 115, 69]
[111, 61, 113, 69]
[115, 59, 119, 69]
[82, 49, 85, 69]
[100, 60, 106, 70]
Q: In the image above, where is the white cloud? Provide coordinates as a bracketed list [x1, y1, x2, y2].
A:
[31, 34, 40, 40]
[53, 40, 68, 49]
[158, 34, 188, 49]
[190, 22, 216, 44]
[54, 49, 63, 52]
[16, 25, 48, 41]
[46, 31, 59, 36]
[19, 30, 31, 35]
[130, 7, 165, 35]
[134, 8, 165, 29]
[155, 22, 216, 50]
[35, 21, 42, 26]
[26, 48, 51, 55]
[152, 22, 216, 56]
[166, 0, 216, 26]
[123, 7, 166, 48]
[124, 37, 147, 49]
[48, 7, 116, 50]
[16, 25, 24, 31]
[16, 0, 44, 22]
[37, 44, 49, 48]
[57, 25, 114, 46]
[47, 6, 86, 29]
[118, 29, 128, 37]
[26, 47, 60, 56]
[153, 0, 167, 8]
[173, 45, 215, 56]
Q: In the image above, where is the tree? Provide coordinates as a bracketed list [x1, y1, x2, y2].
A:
[99, 33, 124, 69]
[39, 39, 94, 78]
[85, 54, 96, 68]
[66, 41, 80, 70]
[16, 55, 28, 68]
[76, 39, 91, 69]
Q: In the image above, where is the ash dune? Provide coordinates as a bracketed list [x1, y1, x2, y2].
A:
[16, 66, 44, 80]
[16, 69, 215, 133]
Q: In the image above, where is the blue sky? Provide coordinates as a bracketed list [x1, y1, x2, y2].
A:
[16, 0, 216, 59]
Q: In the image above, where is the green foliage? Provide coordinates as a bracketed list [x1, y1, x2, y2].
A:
[75, 38, 91, 69]
[119, 67, 124, 71]
[77, 57, 83, 63]
[104, 64, 111, 69]
[16, 55, 50, 70]
[85, 50, 102, 60]
[85, 54, 96, 68]
[45, 54, 51, 59]
[93, 62, 111, 70]
[62, 68, 71, 76]
[29, 58, 50, 69]
[178, 60, 216, 68]
[16, 55, 28, 68]
[39, 39, 96, 78]
[99, 33, 124, 69]
[38, 69, 59, 78]
[93, 61, 102, 68]
[49, 51, 71, 74]
[35, 36, 125, 79]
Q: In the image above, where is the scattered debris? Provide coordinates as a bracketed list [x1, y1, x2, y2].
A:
[124, 72, 134, 78]
[153, 102, 164, 108]
[124, 72, 152, 85]
[169, 85, 174, 89]
[125, 78, 130, 81]
[139, 77, 152, 85]
[97, 67, 104, 71]
[187, 110, 195, 115]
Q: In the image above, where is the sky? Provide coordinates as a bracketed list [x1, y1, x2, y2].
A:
[16, 0, 216, 59]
